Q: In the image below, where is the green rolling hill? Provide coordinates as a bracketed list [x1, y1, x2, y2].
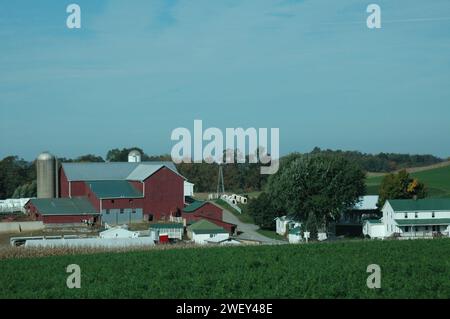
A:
[366, 164, 450, 198]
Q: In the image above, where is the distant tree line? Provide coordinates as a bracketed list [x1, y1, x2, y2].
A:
[0, 147, 444, 199]
[309, 147, 443, 172]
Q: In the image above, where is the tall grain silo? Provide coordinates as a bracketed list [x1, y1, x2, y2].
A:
[36, 152, 56, 198]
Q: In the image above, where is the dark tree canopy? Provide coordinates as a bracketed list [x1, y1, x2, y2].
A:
[248, 154, 366, 232]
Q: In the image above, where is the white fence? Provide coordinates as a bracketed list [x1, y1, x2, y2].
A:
[24, 236, 156, 248]
[0, 221, 44, 234]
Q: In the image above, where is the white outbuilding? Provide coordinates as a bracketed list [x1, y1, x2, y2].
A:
[275, 216, 301, 236]
[288, 226, 302, 244]
[99, 227, 139, 239]
[363, 219, 386, 239]
[187, 219, 229, 245]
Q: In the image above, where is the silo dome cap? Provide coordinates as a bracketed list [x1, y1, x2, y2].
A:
[37, 152, 55, 160]
[128, 150, 141, 156]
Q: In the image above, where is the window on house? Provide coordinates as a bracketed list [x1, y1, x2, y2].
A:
[424, 226, 429, 231]
[432, 212, 435, 218]
[132, 210, 136, 214]
[415, 212, 418, 218]
[405, 226, 409, 232]
[432, 225, 436, 232]
[404, 213, 408, 218]
[105, 209, 110, 215]
[111, 200, 115, 204]
[120, 209, 124, 214]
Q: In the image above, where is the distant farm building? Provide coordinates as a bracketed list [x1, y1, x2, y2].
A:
[335, 195, 380, 236]
[275, 216, 301, 236]
[364, 198, 450, 239]
[149, 223, 184, 241]
[187, 219, 229, 244]
[25, 151, 198, 226]
[288, 226, 302, 244]
[25, 197, 100, 225]
[181, 200, 236, 235]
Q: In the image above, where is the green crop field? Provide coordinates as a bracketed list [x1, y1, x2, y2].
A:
[366, 164, 450, 198]
[1, 239, 449, 299]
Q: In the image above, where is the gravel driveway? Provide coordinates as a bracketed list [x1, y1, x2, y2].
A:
[222, 209, 287, 244]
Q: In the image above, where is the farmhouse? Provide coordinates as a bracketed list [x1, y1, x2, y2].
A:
[187, 219, 229, 244]
[364, 198, 450, 239]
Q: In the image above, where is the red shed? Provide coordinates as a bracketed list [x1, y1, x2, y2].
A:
[25, 197, 100, 225]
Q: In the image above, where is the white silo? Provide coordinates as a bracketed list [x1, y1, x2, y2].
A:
[128, 150, 142, 163]
[36, 152, 56, 198]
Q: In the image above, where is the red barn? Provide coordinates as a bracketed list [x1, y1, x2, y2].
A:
[182, 201, 236, 235]
[52, 161, 185, 225]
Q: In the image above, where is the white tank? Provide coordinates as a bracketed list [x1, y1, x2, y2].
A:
[128, 150, 141, 163]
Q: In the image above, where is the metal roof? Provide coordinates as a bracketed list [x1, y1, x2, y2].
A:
[187, 219, 227, 234]
[388, 198, 450, 212]
[62, 161, 180, 182]
[29, 197, 99, 216]
[126, 165, 163, 181]
[149, 223, 184, 229]
[395, 218, 450, 226]
[87, 180, 143, 199]
[183, 200, 207, 213]
[353, 195, 379, 210]
[365, 219, 383, 224]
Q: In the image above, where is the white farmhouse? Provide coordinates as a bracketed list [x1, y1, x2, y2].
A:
[275, 216, 301, 236]
[187, 219, 229, 244]
[365, 198, 450, 239]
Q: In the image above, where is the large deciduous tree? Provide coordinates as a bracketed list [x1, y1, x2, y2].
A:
[249, 154, 366, 233]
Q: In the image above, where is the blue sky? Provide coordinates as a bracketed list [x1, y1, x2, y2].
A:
[1, 0, 450, 161]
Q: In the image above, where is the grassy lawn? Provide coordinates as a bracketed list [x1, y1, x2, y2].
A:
[366, 164, 450, 198]
[214, 199, 255, 224]
[1, 239, 449, 298]
[256, 229, 287, 241]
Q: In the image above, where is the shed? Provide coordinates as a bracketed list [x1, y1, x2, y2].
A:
[288, 226, 302, 244]
[25, 197, 100, 225]
[187, 219, 229, 244]
[149, 223, 184, 240]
